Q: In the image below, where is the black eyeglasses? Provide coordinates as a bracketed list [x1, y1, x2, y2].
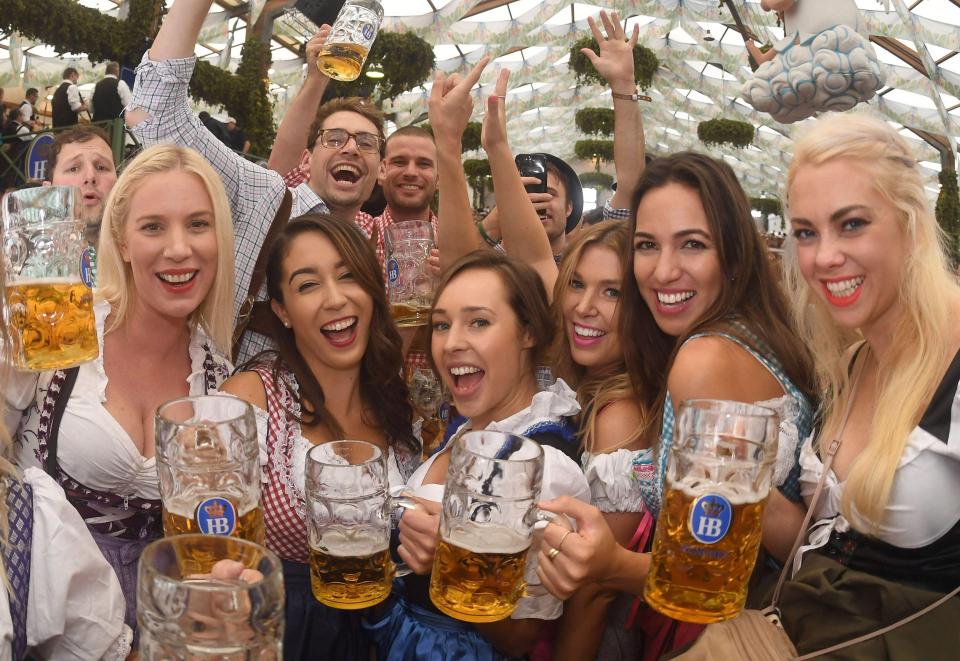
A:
[317, 128, 383, 153]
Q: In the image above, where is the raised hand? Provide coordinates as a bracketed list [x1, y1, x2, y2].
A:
[580, 10, 639, 93]
[305, 24, 333, 82]
[480, 68, 511, 154]
[429, 56, 491, 147]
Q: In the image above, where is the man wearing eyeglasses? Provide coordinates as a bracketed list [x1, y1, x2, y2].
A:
[125, 0, 387, 363]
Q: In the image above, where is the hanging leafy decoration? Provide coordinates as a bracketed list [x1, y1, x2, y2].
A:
[569, 37, 658, 90]
[579, 171, 614, 190]
[936, 168, 960, 259]
[463, 158, 491, 211]
[750, 197, 783, 218]
[324, 31, 435, 103]
[462, 122, 482, 153]
[575, 139, 614, 163]
[697, 119, 755, 149]
[0, 0, 160, 66]
[575, 108, 614, 137]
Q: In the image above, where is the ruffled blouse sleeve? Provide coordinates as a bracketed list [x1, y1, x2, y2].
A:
[582, 448, 651, 513]
[23, 468, 132, 660]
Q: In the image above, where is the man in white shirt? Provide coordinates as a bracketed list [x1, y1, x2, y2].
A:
[90, 62, 132, 123]
[18, 88, 39, 129]
[51, 67, 87, 128]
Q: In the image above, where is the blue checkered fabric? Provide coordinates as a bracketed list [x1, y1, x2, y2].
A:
[639, 323, 814, 518]
[3, 478, 33, 661]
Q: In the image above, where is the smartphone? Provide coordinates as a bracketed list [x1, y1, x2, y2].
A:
[515, 153, 548, 195]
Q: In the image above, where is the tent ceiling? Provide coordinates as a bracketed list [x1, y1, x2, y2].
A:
[2, 0, 958, 197]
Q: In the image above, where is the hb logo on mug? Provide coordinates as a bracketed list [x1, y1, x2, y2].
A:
[688, 494, 732, 544]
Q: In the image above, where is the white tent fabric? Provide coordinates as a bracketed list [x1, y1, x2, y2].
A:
[2, 0, 958, 197]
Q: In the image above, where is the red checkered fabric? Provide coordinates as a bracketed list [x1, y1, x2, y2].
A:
[355, 207, 439, 284]
[282, 165, 308, 189]
[252, 365, 310, 563]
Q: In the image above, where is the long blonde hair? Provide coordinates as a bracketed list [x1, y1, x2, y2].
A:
[97, 144, 236, 354]
[784, 113, 960, 528]
[552, 222, 650, 452]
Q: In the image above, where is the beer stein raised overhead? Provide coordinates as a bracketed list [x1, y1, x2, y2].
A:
[644, 399, 780, 623]
[137, 534, 284, 659]
[155, 395, 265, 561]
[317, 0, 384, 81]
[429, 430, 556, 623]
[2, 186, 98, 370]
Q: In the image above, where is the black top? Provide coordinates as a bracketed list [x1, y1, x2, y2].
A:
[815, 349, 960, 593]
[92, 76, 123, 122]
[52, 81, 78, 128]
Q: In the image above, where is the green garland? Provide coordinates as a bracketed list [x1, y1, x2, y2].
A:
[462, 122, 482, 153]
[325, 31, 435, 103]
[579, 171, 614, 190]
[463, 158, 491, 210]
[697, 119, 755, 149]
[575, 139, 614, 163]
[936, 168, 960, 258]
[569, 37, 658, 90]
[575, 108, 614, 137]
[750, 197, 783, 217]
[0, 0, 160, 65]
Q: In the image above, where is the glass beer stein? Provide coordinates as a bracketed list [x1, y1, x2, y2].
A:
[317, 0, 384, 81]
[644, 399, 780, 624]
[156, 395, 265, 562]
[429, 431, 551, 623]
[305, 440, 412, 610]
[138, 534, 284, 659]
[385, 220, 435, 328]
[2, 186, 98, 370]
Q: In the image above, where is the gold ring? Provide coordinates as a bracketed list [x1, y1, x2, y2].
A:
[547, 546, 561, 561]
[556, 529, 573, 552]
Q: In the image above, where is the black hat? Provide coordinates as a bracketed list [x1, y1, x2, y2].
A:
[543, 153, 584, 234]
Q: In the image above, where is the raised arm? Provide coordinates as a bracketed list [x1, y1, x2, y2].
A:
[268, 26, 332, 176]
[428, 57, 491, 270]
[582, 11, 645, 210]
[481, 69, 558, 295]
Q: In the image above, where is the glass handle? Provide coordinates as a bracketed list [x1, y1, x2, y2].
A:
[391, 495, 422, 578]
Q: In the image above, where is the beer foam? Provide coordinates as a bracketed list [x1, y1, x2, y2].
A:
[316, 529, 389, 557]
[11, 276, 83, 286]
[670, 474, 767, 505]
[443, 524, 530, 555]
[165, 492, 255, 518]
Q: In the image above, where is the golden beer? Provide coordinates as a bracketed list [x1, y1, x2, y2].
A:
[644, 480, 767, 624]
[309, 530, 392, 609]
[429, 526, 530, 623]
[163, 496, 265, 550]
[317, 42, 368, 82]
[6, 277, 97, 370]
[390, 302, 430, 328]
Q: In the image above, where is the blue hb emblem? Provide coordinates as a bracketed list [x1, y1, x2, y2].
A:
[195, 496, 237, 536]
[688, 493, 732, 544]
[79, 246, 96, 289]
[387, 258, 400, 283]
[362, 23, 375, 40]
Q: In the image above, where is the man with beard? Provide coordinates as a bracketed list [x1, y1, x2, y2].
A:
[126, 0, 384, 362]
[359, 125, 439, 282]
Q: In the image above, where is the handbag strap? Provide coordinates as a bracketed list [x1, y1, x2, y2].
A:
[768, 346, 867, 610]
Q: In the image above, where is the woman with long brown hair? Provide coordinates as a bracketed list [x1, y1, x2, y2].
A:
[219, 214, 420, 661]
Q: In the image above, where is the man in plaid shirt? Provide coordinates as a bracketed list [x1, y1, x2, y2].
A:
[126, 0, 384, 364]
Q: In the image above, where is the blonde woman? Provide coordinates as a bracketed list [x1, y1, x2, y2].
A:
[4, 144, 236, 633]
[550, 222, 651, 660]
[0, 254, 131, 658]
[771, 113, 960, 655]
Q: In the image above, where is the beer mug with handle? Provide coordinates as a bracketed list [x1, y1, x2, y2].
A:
[138, 534, 284, 659]
[385, 220, 435, 328]
[156, 395, 265, 559]
[305, 440, 414, 610]
[2, 186, 98, 370]
[316, 0, 384, 81]
[644, 399, 779, 624]
[429, 430, 554, 623]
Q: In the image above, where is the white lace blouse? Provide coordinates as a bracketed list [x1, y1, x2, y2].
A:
[581, 448, 651, 514]
[0, 468, 132, 659]
[7, 301, 232, 503]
